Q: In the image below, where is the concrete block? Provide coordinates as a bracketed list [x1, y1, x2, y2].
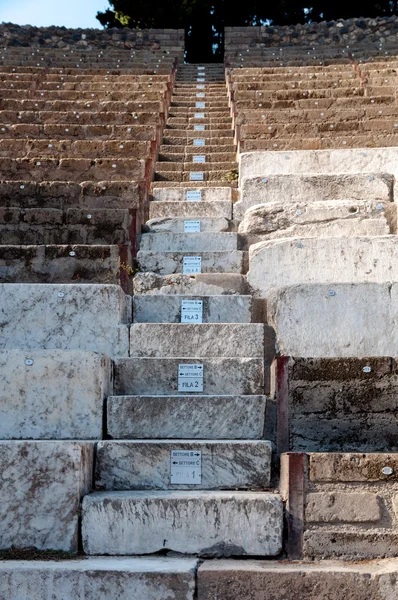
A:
[82, 491, 283, 556]
[197, 560, 385, 600]
[0, 441, 93, 552]
[114, 358, 265, 395]
[137, 250, 245, 275]
[304, 530, 398, 560]
[249, 236, 398, 297]
[0, 350, 111, 439]
[149, 201, 233, 220]
[239, 148, 398, 181]
[146, 217, 232, 233]
[96, 440, 272, 490]
[107, 395, 267, 439]
[306, 492, 381, 523]
[139, 232, 238, 252]
[236, 172, 393, 217]
[129, 323, 265, 357]
[238, 200, 393, 241]
[133, 272, 250, 296]
[0, 557, 198, 600]
[267, 283, 398, 357]
[0, 284, 129, 357]
[133, 294, 252, 323]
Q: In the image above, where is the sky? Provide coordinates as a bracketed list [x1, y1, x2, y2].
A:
[0, 0, 109, 29]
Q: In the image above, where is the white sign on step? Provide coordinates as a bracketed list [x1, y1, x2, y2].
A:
[197, 85, 205, 89]
[184, 220, 201, 232]
[194, 113, 205, 118]
[194, 125, 205, 131]
[190, 171, 204, 181]
[196, 102, 206, 108]
[186, 190, 202, 201]
[178, 363, 204, 392]
[193, 155, 206, 163]
[197, 77, 205, 82]
[181, 299, 203, 322]
[193, 138, 205, 146]
[197, 66, 205, 70]
[183, 256, 201, 274]
[170, 449, 202, 484]
[196, 93, 205, 97]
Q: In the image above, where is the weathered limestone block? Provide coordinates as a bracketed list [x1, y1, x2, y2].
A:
[235, 172, 393, 217]
[0, 558, 198, 600]
[95, 440, 272, 490]
[0, 441, 93, 552]
[149, 200, 232, 220]
[152, 187, 233, 202]
[137, 250, 245, 275]
[248, 236, 398, 297]
[146, 217, 232, 233]
[239, 148, 398, 181]
[306, 492, 381, 523]
[129, 323, 265, 357]
[114, 358, 265, 395]
[267, 283, 398, 357]
[238, 201, 393, 244]
[197, 560, 387, 600]
[0, 350, 111, 439]
[133, 294, 252, 323]
[309, 453, 398, 482]
[304, 530, 398, 560]
[0, 284, 129, 357]
[82, 491, 283, 556]
[107, 395, 267, 439]
[139, 232, 238, 252]
[133, 272, 250, 296]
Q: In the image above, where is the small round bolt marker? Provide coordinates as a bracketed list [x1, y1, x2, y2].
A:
[382, 467, 393, 475]
[363, 366, 372, 373]
[58, 292, 65, 297]
[25, 359, 34, 366]
[69, 251, 76, 257]
[328, 290, 336, 296]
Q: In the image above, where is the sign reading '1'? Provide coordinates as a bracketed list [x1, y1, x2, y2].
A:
[178, 363, 204, 392]
[170, 449, 202, 484]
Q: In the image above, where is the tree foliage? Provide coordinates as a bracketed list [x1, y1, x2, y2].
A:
[97, 0, 398, 62]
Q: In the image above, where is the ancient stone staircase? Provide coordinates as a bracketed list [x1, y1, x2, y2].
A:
[80, 62, 283, 558]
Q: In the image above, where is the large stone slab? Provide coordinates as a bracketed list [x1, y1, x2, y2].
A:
[133, 272, 250, 296]
[95, 440, 272, 490]
[0, 557, 198, 600]
[146, 217, 232, 233]
[0, 350, 111, 439]
[267, 283, 398, 357]
[248, 236, 398, 297]
[107, 395, 267, 439]
[197, 559, 397, 600]
[137, 250, 246, 275]
[82, 491, 283, 556]
[239, 148, 398, 181]
[238, 200, 393, 243]
[235, 172, 393, 217]
[152, 187, 233, 202]
[129, 323, 265, 357]
[114, 358, 265, 395]
[149, 201, 233, 220]
[0, 441, 93, 552]
[133, 294, 252, 323]
[0, 283, 129, 357]
[139, 232, 238, 252]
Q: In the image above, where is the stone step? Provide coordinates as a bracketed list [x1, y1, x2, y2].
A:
[236, 171, 394, 215]
[158, 152, 236, 163]
[154, 171, 236, 183]
[0, 99, 163, 113]
[0, 138, 151, 159]
[0, 557, 198, 600]
[267, 282, 398, 357]
[151, 180, 238, 189]
[248, 236, 398, 297]
[0, 349, 111, 440]
[129, 323, 265, 357]
[107, 395, 267, 439]
[133, 272, 251, 296]
[133, 294, 253, 323]
[159, 144, 236, 154]
[149, 201, 232, 220]
[95, 440, 272, 490]
[197, 559, 398, 599]
[152, 186, 233, 202]
[0, 244, 128, 287]
[163, 132, 234, 142]
[139, 232, 239, 252]
[0, 283, 129, 357]
[0, 123, 159, 140]
[136, 250, 246, 275]
[145, 217, 233, 233]
[0, 110, 162, 126]
[82, 490, 283, 556]
[114, 357, 265, 395]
